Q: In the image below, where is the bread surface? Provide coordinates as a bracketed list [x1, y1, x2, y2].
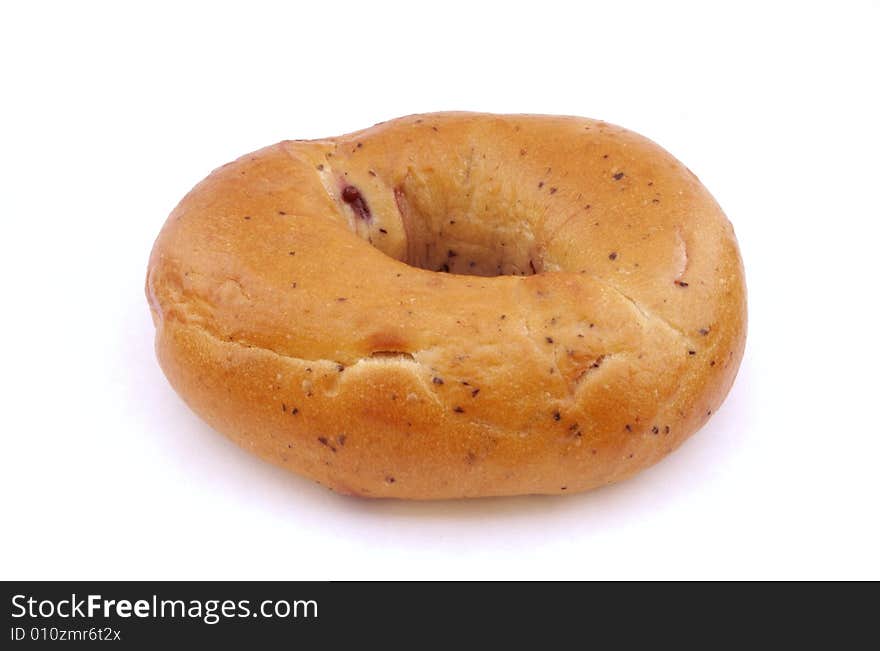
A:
[147, 112, 747, 499]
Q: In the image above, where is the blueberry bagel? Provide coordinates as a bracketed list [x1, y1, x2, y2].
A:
[146, 112, 746, 499]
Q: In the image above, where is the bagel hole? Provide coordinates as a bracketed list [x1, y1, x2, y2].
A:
[392, 185, 543, 278]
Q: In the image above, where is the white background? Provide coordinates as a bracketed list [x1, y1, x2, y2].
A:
[2, 1, 878, 580]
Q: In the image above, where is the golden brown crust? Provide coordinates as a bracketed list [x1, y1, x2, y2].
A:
[146, 112, 747, 499]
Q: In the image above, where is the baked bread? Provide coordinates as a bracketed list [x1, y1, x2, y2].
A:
[146, 112, 747, 499]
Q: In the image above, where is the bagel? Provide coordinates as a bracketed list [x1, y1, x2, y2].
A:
[146, 112, 746, 499]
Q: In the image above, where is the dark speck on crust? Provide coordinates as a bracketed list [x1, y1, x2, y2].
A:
[432, 376, 444, 385]
[453, 406, 465, 413]
[613, 172, 625, 181]
[609, 252, 618, 260]
[553, 411, 561, 421]
[675, 280, 689, 287]
[317, 437, 337, 453]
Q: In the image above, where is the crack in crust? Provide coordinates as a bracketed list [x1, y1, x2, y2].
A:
[589, 275, 694, 344]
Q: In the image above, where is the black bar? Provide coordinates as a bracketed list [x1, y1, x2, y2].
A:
[1, 581, 872, 646]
